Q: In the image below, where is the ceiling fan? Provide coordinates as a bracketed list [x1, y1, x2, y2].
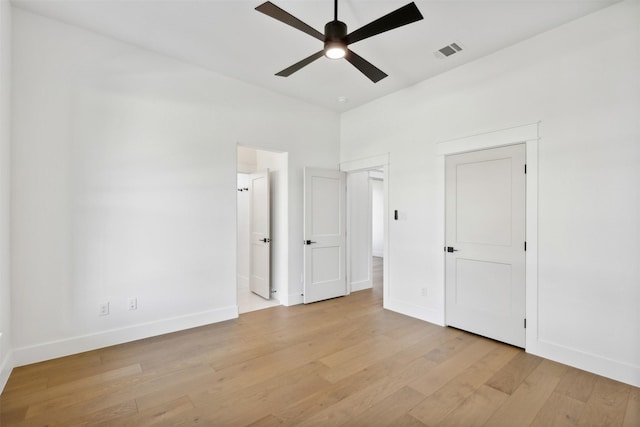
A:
[255, 0, 424, 83]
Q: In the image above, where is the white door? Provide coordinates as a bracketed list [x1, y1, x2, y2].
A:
[303, 168, 346, 303]
[249, 170, 271, 299]
[445, 144, 526, 347]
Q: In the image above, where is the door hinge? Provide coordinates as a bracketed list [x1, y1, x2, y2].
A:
[524, 164, 527, 174]
[524, 241, 527, 251]
[524, 318, 527, 329]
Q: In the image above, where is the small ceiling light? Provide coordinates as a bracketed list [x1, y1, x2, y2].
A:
[338, 96, 349, 104]
[325, 41, 346, 59]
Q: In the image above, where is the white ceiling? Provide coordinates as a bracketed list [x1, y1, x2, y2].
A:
[12, 0, 620, 112]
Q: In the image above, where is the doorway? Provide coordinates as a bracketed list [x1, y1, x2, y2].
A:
[236, 146, 287, 314]
[342, 155, 389, 306]
[346, 169, 385, 300]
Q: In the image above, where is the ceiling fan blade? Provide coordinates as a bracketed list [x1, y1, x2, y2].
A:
[275, 50, 325, 77]
[346, 2, 423, 45]
[256, 1, 325, 42]
[345, 49, 388, 83]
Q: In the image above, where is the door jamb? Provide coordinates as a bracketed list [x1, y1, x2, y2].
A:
[436, 123, 539, 351]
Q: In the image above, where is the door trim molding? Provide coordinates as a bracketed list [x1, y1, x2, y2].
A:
[436, 123, 539, 351]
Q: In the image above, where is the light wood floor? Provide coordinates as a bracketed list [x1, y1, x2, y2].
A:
[1, 258, 638, 426]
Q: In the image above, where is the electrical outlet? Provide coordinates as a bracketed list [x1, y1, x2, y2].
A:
[128, 297, 137, 310]
[99, 302, 110, 316]
[421, 288, 427, 297]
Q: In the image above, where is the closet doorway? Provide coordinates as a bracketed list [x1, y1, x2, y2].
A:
[237, 146, 287, 314]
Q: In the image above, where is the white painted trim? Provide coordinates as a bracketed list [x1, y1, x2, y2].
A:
[340, 153, 389, 173]
[11, 306, 238, 368]
[437, 123, 540, 338]
[372, 251, 384, 258]
[351, 279, 373, 292]
[384, 298, 444, 326]
[533, 339, 640, 388]
[285, 292, 304, 306]
[0, 349, 13, 393]
[436, 123, 539, 155]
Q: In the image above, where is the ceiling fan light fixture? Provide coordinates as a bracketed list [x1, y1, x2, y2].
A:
[256, 1, 424, 82]
[325, 41, 346, 59]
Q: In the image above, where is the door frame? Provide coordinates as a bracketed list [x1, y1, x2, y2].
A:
[436, 123, 539, 351]
[340, 154, 390, 306]
[236, 145, 288, 311]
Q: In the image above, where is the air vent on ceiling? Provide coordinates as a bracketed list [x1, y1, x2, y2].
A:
[434, 42, 463, 59]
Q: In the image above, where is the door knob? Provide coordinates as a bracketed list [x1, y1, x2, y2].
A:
[304, 240, 317, 245]
[261, 238, 271, 243]
[446, 246, 458, 252]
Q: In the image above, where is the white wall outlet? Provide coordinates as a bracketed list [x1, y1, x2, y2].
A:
[128, 297, 137, 310]
[99, 302, 109, 316]
[421, 288, 427, 297]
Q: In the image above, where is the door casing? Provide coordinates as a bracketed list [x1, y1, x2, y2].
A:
[436, 123, 539, 351]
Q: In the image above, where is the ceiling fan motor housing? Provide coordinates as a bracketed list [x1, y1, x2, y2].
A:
[324, 20, 347, 45]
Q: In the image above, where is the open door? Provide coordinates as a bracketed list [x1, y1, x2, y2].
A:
[249, 169, 271, 299]
[303, 167, 346, 303]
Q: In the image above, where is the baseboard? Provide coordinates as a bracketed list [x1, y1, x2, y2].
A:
[285, 292, 304, 306]
[350, 279, 372, 292]
[0, 349, 14, 394]
[528, 338, 640, 388]
[384, 298, 445, 326]
[12, 305, 238, 368]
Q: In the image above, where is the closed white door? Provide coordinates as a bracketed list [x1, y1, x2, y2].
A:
[303, 168, 346, 303]
[445, 144, 526, 347]
[249, 170, 271, 299]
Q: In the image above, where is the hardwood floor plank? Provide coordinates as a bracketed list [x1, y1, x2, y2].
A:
[482, 359, 567, 427]
[577, 376, 631, 427]
[485, 350, 543, 395]
[293, 356, 437, 426]
[271, 334, 443, 425]
[529, 391, 585, 427]
[189, 362, 331, 426]
[107, 395, 194, 427]
[409, 345, 519, 425]
[555, 367, 599, 403]
[246, 414, 286, 427]
[19, 364, 214, 426]
[622, 387, 640, 427]
[4, 364, 143, 416]
[339, 386, 425, 426]
[388, 413, 429, 427]
[409, 337, 499, 397]
[436, 384, 509, 427]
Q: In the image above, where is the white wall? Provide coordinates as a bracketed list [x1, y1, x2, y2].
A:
[0, 0, 12, 390]
[341, 0, 640, 387]
[11, 9, 339, 366]
[347, 170, 372, 292]
[371, 178, 384, 258]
